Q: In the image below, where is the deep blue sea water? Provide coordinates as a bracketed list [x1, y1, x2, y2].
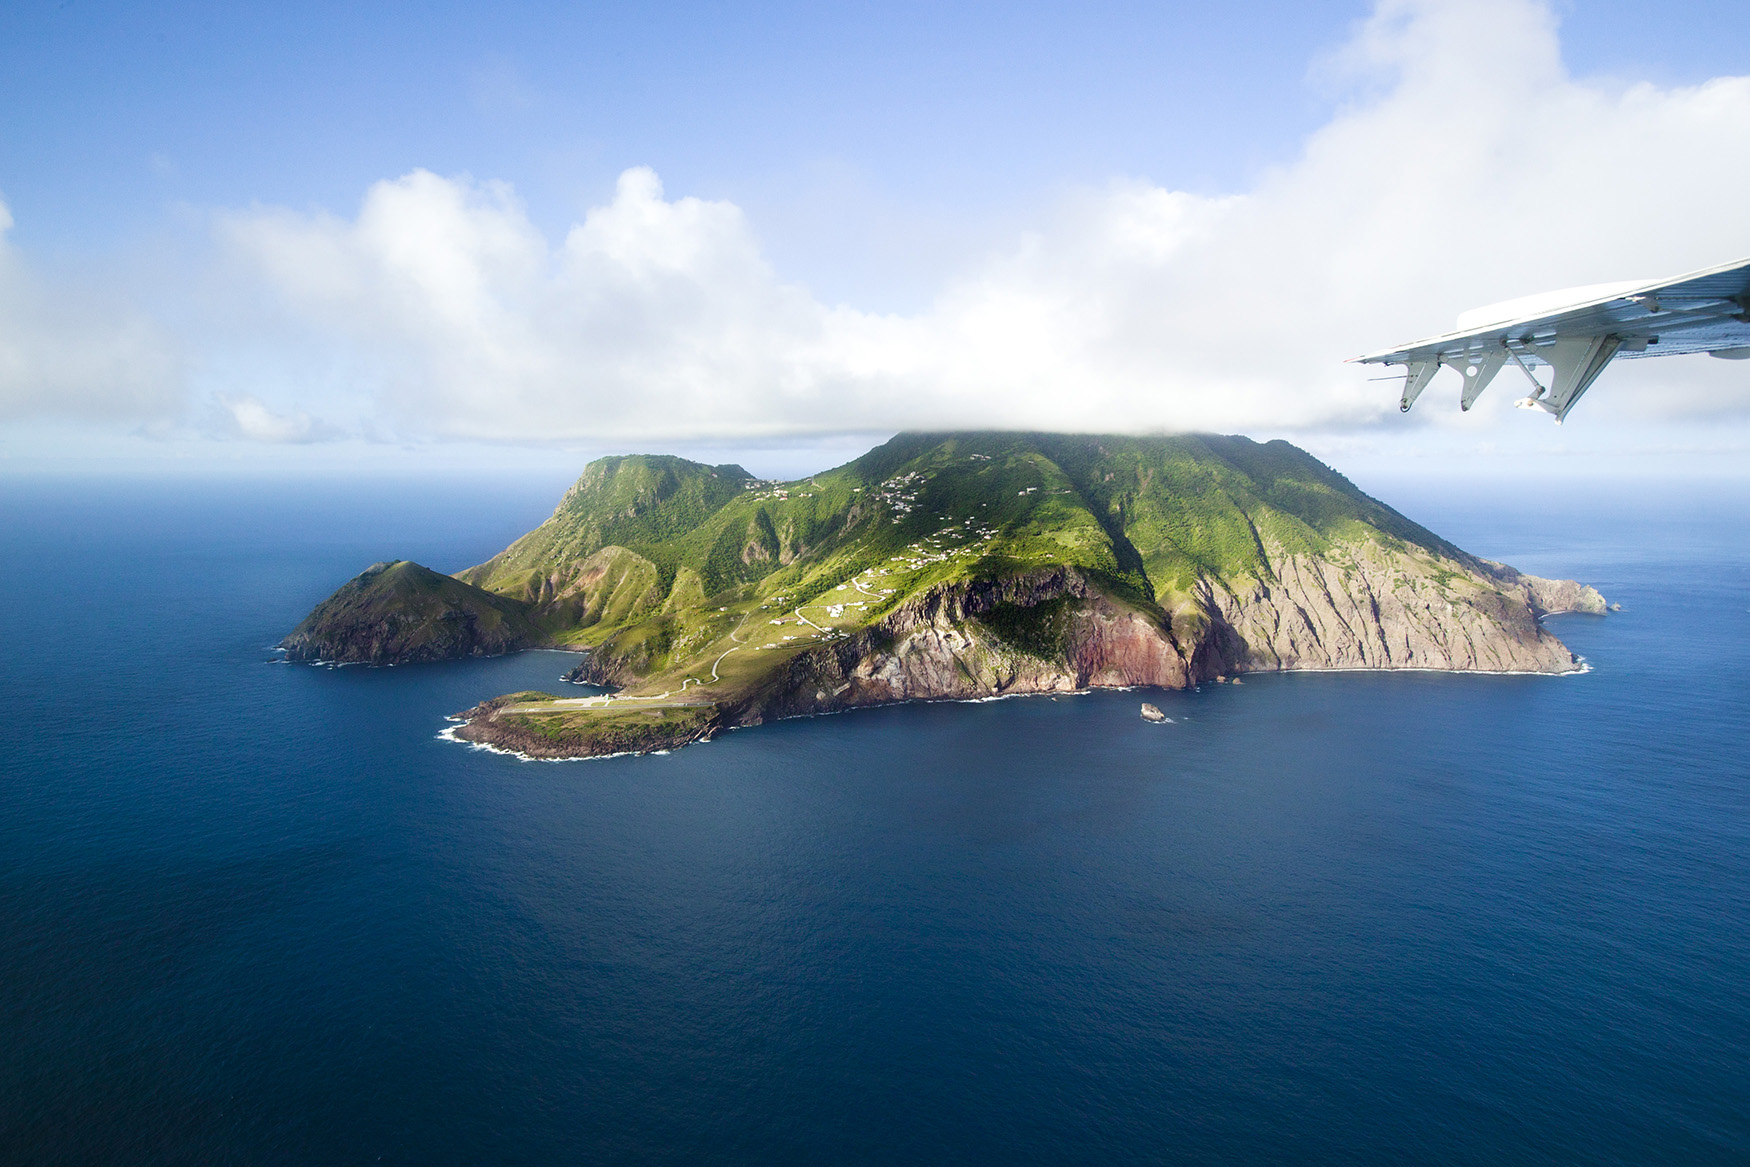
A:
[2, 475, 1747, 1165]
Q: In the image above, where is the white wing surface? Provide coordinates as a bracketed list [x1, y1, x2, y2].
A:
[1354, 256, 1750, 422]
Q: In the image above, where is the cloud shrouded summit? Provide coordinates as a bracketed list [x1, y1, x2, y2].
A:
[11, 0, 1750, 445]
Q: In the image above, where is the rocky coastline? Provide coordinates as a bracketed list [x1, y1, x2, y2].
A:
[447, 561, 1605, 758]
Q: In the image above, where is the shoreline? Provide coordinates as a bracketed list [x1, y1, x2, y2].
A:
[437, 719, 657, 765]
[440, 656, 1595, 762]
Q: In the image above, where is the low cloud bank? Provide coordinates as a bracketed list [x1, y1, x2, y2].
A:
[9, 0, 1750, 447]
[0, 204, 183, 425]
[212, 394, 340, 443]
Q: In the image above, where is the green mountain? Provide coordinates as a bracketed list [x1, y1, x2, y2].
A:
[281, 560, 543, 664]
[286, 433, 1606, 758]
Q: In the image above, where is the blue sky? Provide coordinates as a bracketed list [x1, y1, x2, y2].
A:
[4, 0, 1750, 478]
[8, 0, 1365, 298]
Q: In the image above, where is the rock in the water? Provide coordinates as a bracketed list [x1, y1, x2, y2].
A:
[1140, 703, 1167, 723]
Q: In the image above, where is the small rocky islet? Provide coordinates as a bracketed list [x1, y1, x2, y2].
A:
[284, 431, 1607, 758]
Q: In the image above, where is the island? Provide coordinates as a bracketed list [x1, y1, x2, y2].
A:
[283, 432, 1607, 759]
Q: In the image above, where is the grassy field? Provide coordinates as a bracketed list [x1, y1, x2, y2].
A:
[466, 691, 721, 757]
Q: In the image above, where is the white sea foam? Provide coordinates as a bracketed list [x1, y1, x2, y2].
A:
[436, 722, 642, 764]
[1264, 662, 1594, 679]
[437, 718, 682, 764]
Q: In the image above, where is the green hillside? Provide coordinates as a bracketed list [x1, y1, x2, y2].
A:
[451, 431, 1455, 665]
[282, 560, 543, 664]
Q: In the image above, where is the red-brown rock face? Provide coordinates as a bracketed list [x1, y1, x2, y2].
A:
[725, 547, 1600, 725]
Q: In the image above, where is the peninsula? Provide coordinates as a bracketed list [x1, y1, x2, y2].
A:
[283, 433, 1607, 758]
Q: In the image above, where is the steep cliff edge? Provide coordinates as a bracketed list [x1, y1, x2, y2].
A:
[284, 433, 1609, 757]
[1194, 547, 1585, 676]
[1479, 560, 1609, 617]
[562, 553, 1596, 737]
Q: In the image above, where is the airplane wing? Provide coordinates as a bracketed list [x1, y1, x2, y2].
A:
[1353, 256, 1750, 422]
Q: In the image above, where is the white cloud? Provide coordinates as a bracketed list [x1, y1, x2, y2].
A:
[216, 166, 839, 441]
[0, 201, 184, 424]
[213, 0, 1750, 444]
[14, 0, 1750, 454]
[213, 393, 337, 443]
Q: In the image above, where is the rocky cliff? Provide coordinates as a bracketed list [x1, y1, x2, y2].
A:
[567, 552, 1599, 735]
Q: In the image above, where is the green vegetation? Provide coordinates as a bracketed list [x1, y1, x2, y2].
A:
[977, 595, 1080, 660]
[316, 432, 1480, 681]
[280, 560, 544, 664]
[435, 432, 1465, 686]
[490, 703, 718, 756]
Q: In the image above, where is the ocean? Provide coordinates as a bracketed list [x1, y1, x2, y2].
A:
[1, 474, 1746, 1164]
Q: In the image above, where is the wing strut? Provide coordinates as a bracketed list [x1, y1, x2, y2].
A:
[1446, 348, 1508, 411]
[1513, 336, 1621, 423]
[1399, 360, 1440, 412]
